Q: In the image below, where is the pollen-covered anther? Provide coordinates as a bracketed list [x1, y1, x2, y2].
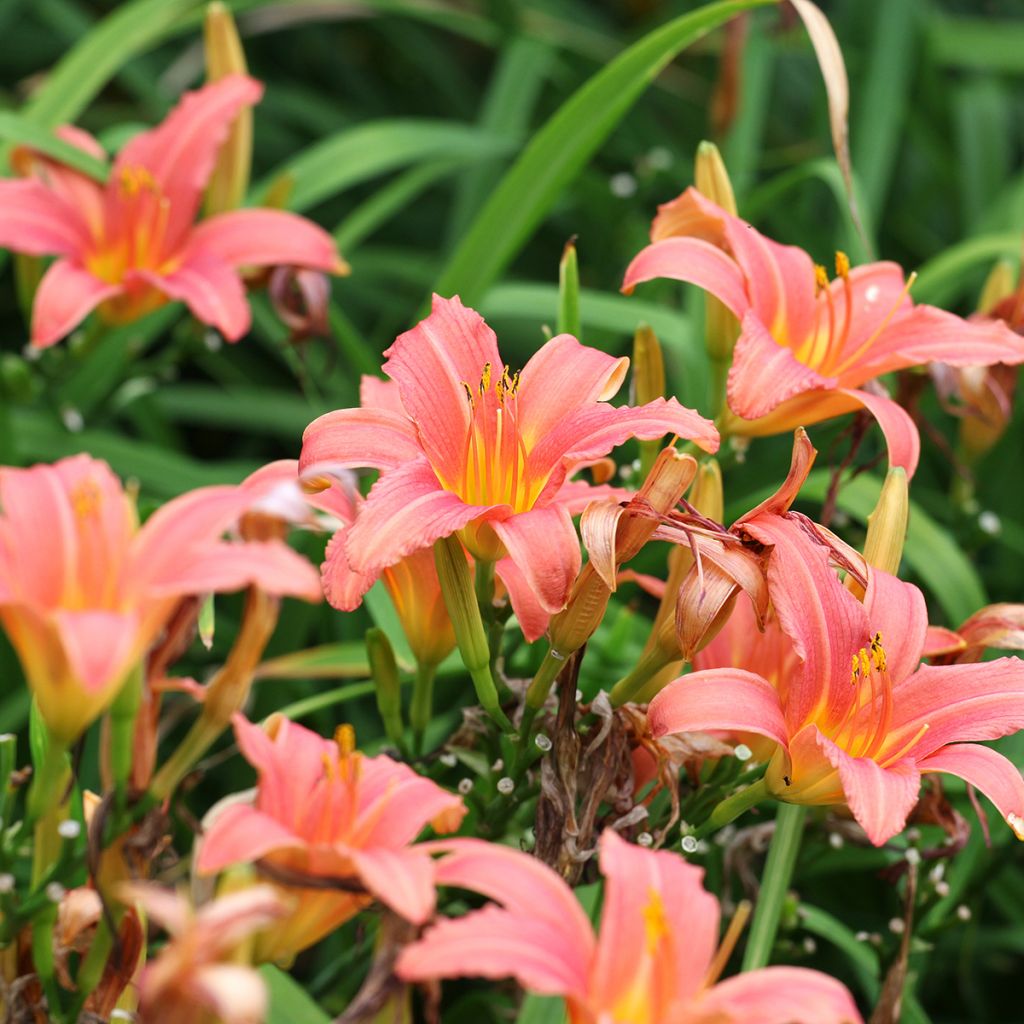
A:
[834, 250, 851, 279]
[814, 264, 830, 295]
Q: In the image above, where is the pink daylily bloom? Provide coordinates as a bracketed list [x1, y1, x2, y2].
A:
[0, 75, 345, 347]
[301, 295, 718, 616]
[622, 187, 1024, 477]
[122, 883, 287, 1024]
[197, 714, 466, 961]
[397, 830, 862, 1024]
[0, 454, 321, 744]
[309, 379, 557, 644]
[648, 513, 1024, 845]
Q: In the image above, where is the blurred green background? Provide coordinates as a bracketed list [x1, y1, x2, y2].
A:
[2, 1, 1024, 1020]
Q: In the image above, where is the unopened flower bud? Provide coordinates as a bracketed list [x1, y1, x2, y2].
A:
[366, 628, 404, 751]
[558, 239, 581, 339]
[862, 466, 908, 577]
[695, 141, 739, 366]
[203, 2, 252, 214]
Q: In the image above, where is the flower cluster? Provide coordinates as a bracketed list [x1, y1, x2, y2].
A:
[0, 5, 1020, 1024]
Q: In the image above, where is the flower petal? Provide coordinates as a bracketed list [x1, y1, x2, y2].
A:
[840, 303, 1024, 382]
[30, 260, 120, 349]
[837, 386, 921, 478]
[490, 505, 581, 615]
[647, 669, 789, 748]
[591, 829, 718, 1008]
[347, 846, 437, 925]
[191, 963, 268, 1024]
[396, 904, 588, 999]
[321, 529, 377, 611]
[918, 742, 1024, 838]
[884, 658, 1024, 759]
[696, 966, 864, 1023]
[529, 397, 718, 484]
[344, 458, 492, 575]
[133, 251, 249, 341]
[300, 407, 421, 473]
[428, 838, 595, 952]
[148, 540, 322, 601]
[0, 179, 90, 257]
[114, 75, 263, 216]
[188, 208, 344, 272]
[354, 755, 466, 847]
[495, 557, 550, 643]
[741, 514, 871, 734]
[196, 804, 305, 875]
[54, 609, 139, 696]
[517, 333, 629, 445]
[811, 730, 921, 845]
[861, 568, 928, 685]
[382, 294, 502, 486]
[621, 235, 750, 319]
[727, 311, 837, 419]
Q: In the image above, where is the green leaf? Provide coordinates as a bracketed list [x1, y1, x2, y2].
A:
[261, 964, 331, 1024]
[10, 410, 256, 495]
[798, 903, 881, 1001]
[256, 643, 376, 681]
[22, 0, 201, 127]
[928, 14, 1024, 74]
[433, 0, 773, 305]
[254, 120, 516, 213]
[515, 996, 566, 1024]
[914, 232, 1022, 307]
[0, 112, 107, 180]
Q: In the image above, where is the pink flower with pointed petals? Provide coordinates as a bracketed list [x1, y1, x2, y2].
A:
[301, 295, 718, 616]
[122, 883, 287, 1024]
[0, 455, 321, 744]
[397, 830, 862, 1024]
[0, 75, 345, 347]
[197, 714, 466, 961]
[623, 187, 1024, 477]
[648, 513, 1024, 846]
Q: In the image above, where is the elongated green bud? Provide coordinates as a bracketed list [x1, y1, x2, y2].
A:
[558, 238, 581, 339]
[433, 535, 512, 731]
[863, 466, 908, 575]
[633, 324, 666, 476]
[695, 141, 740, 413]
[366, 628, 405, 751]
[204, 2, 252, 214]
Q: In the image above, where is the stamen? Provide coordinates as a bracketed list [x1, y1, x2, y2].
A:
[703, 900, 752, 988]
[830, 272, 918, 377]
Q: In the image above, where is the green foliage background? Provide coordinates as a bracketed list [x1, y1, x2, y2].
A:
[1, 1, 1024, 1020]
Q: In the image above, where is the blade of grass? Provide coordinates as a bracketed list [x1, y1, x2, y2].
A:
[433, 0, 773, 306]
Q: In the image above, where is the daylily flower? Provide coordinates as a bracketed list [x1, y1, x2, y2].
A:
[197, 714, 466, 962]
[924, 603, 1024, 665]
[622, 187, 1024, 476]
[0, 74, 345, 347]
[648, 513, 1024, 845]
[300, 295, 718, 617]
[121, 883, 287, 1024]
[397, 829, 863, 1024]
[0, 454, 321, 744]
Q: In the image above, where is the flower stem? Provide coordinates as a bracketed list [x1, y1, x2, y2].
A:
[409, 661, 437, 754]
[609, 645, 675, 707]
[741, 802, 807, 971]
[525, 648, 564, 710]
[109, 663, 143, 815]
[434, 536, 512, 732]
[695, 776, 769, 838]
